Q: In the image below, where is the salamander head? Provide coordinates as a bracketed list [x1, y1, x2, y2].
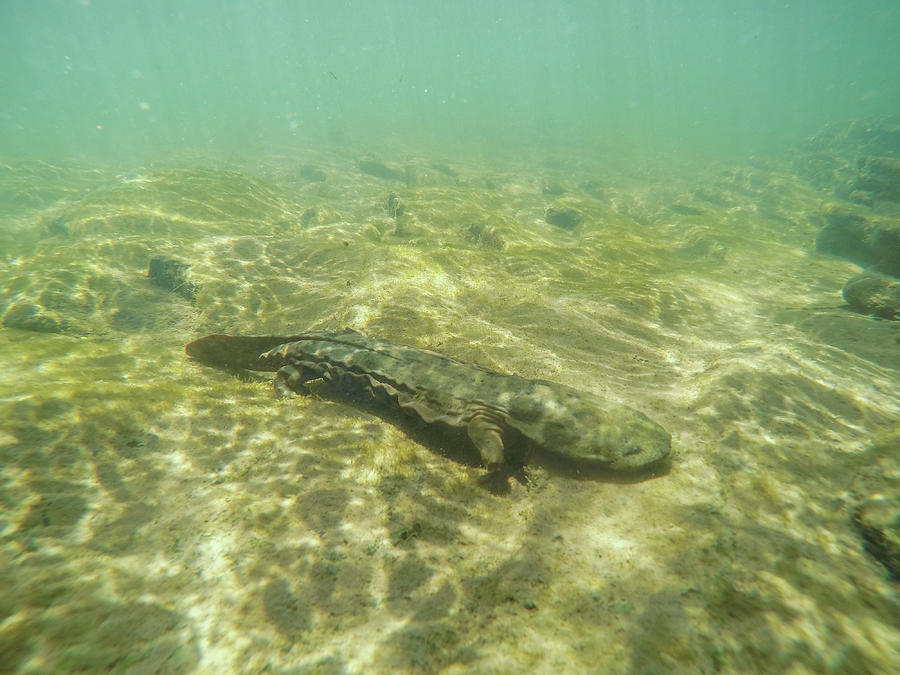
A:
[507, 385, 671, 471]
[572, 404, 671, 470]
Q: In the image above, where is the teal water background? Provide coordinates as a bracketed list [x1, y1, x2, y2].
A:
[2, 0, 899, 164]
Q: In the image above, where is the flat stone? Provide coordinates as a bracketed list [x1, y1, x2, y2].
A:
[842, 270, 900, 320]
[545, 206, 582, 230]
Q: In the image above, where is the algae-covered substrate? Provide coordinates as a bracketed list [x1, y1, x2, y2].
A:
[1, 152, 898, 673]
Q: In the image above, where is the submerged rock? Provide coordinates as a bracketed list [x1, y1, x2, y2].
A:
[299, 208, 318, 226]
[359, 159, 404, 182]
[815, 205, 900, 277]
[871, 223, 900, 278]
[148, 257, 196, 301]
[383, 192, 405, 218]
[1, 300, 67, 333]
[544, 205, 582, 230]
[403, 161, 459, 187]
[853, 496, 900, 580]
[815, 205, 877, 267]
[300, 164, 327, 182]
[842, 270, 900, 320]
[669, 203, 707, 217]
[463, 223, 504, 251]
[542, 182, 566, 197]
[854, 156, 900, 202]
[794, 117, 900, 204]
[579, 180, 609, 200]
[428, 161, 458, 178]
[805, 117, 900, 159]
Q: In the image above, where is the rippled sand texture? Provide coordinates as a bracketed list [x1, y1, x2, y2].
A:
[1, 155, 898, 673]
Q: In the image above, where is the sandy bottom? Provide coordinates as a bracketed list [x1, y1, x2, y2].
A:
[1, 151, 898, 673]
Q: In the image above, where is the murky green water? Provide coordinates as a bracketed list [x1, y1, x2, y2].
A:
[2, 1, 900, 672]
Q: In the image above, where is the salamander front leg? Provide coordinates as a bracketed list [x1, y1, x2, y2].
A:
[273, 360, 326, 397]
[467, 413, 505, 470]
[274, 365, 303, 397]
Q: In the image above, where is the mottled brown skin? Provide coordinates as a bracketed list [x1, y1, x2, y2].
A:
[186, 329, 671, 472]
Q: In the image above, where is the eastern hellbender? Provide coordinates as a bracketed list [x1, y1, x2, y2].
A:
[185, 329, 671, 473]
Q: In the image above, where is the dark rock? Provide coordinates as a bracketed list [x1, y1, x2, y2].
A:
[545, 206, 582, 231]
[669, 203, 706, 217]
[815, 205, 878, 267]
[870, 223, 900, 277]
[1, 300, 67, 333]
[384, 192, 404, 218]
[853, 496, 900, 579]
[147, 257, 196, 301]
[854, 156, 900, 202]
[299, 208, 318, 227]
[46, 215, 70, 237]
[463, 223, 504, 251]
[800, 116, 900, 161]
[359, 159, 404, 181]
[793, 117, 900, 197]
[842, 270, 900, 320]
[111, 309, 155, 331]
[816, 204, 900, 277]
[794, 151, 853, 190]
[428, 161, 457, 178]
[580, 180, 608, 200]
[847, 190, 875, 207]
[300, 164, 327, 182]
[542, 182, 565, 197]
[401, 161, 459, 188]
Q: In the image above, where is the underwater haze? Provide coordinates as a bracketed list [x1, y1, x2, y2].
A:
[2, 1, 900, 674]
[2, 0, 899, 163]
